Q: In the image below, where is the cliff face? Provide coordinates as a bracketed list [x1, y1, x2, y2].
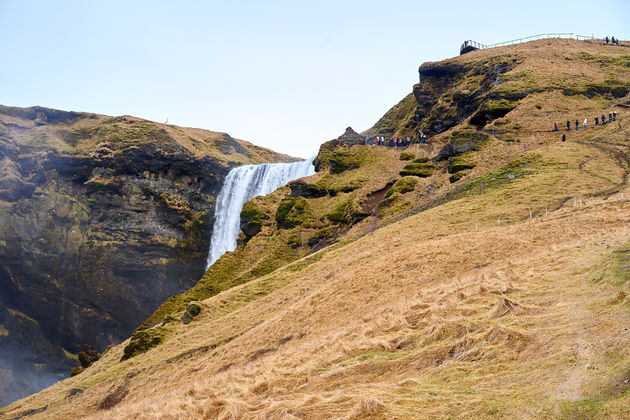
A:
[0, 105, 294, 406]
[363, 38, 630, 140]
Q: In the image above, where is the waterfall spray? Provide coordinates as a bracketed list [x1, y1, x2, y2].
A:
[206, 157, 315, 268]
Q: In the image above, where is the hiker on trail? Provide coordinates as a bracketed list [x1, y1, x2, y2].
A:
[562, 134, 566, 142]
[567, 120, 571, 130]
[613, 111, 617, 121]
[606, 36, 610, 44]
[394, 138, 398, 147]
[609, 112, 612, 122]
[575, 119, 579, 131]
[554, 122, 558, 131]
[406, 136, 411, 146]
[584, 118, 587, 129]
[595, 116, 599, 125]
[602, 114, 606, 125]
[612, 36, 616, 44]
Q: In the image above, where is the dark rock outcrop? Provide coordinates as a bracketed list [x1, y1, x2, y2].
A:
[0, 105, 292, 406]
[288, 179, 327, 198]
[336, 127, 363, 145]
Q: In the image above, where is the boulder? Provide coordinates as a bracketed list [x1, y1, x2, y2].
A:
[337, 127, 363, 145]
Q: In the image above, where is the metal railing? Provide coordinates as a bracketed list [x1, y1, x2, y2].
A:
[464, 33, 628, 51]
[486, 33, 575, 48]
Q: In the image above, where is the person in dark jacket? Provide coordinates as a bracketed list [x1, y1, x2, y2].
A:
[609, 112, 612, 122]
[602, 114, 606, 124]
[562, 134, 566, 142]
[613, 111, 617, 121]
[567, 120, 571, 130]
[606, 36, 610, 44]
[575, 120, 579, 131]
[595, 116, 599, 125]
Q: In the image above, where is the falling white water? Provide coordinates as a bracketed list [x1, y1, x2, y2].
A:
[206, 157, 315, 268]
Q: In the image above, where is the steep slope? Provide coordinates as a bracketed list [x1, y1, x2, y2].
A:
[0, 106, 295, 406]
[2, 38, 630, 418]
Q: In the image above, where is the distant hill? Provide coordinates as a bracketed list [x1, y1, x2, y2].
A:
[3, 38, 630, 418]
[0, 105, 295, 406]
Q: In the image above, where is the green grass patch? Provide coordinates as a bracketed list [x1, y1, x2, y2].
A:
[448, 157, 476, 174]
[120, 328, 166, 361]
[385, 177, 417, 198]
[275, 197, 311, 229]
[400, 162, 434, 178]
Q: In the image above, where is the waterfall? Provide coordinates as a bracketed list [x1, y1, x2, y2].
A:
[206, 157, 315, 269]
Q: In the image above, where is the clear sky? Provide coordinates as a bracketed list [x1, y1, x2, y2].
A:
[1, 0, 628, 158]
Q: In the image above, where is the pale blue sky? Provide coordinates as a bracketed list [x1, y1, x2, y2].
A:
[1, 0, 628, 158]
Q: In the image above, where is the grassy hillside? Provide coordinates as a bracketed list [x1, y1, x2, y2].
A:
[2, 38, 630, 418]
[0, 105, 295, 165]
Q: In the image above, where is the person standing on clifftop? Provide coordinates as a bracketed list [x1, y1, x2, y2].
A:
[606, 36, 610, 44]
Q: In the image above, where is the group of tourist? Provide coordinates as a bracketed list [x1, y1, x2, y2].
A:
[554, 111, 618, 141]
[364, 136, 412, 147]
[362, 129, 429, 147]
[554, 111, 618, 132]
[605, 36, 621, 45]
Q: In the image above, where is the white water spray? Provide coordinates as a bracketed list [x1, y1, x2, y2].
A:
[206, 157, 315, 268]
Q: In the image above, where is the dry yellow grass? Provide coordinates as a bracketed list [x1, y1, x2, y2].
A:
[4, 154, 630, 419]
[2, 38, 630, 419]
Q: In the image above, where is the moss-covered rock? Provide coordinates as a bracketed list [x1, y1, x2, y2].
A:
[448, 157, 476, 174]
[326, 150, 363, 174]
[288, 179, 327, 198]
[399, 162, 434, 178]
[182, 303, 201, 324]
[120, 328, 165, 361]
[78, 344, 99, 369]
[449, 172, 465, 183]
[313, 141, 367, 174]
[436, 130, 489, 160]
[240, 201, 268, 238]
[399, 152, 416, 161]
[385, 177, 417, 198]
[275, 197, 311, 229]
[470, 100, 518, 128]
